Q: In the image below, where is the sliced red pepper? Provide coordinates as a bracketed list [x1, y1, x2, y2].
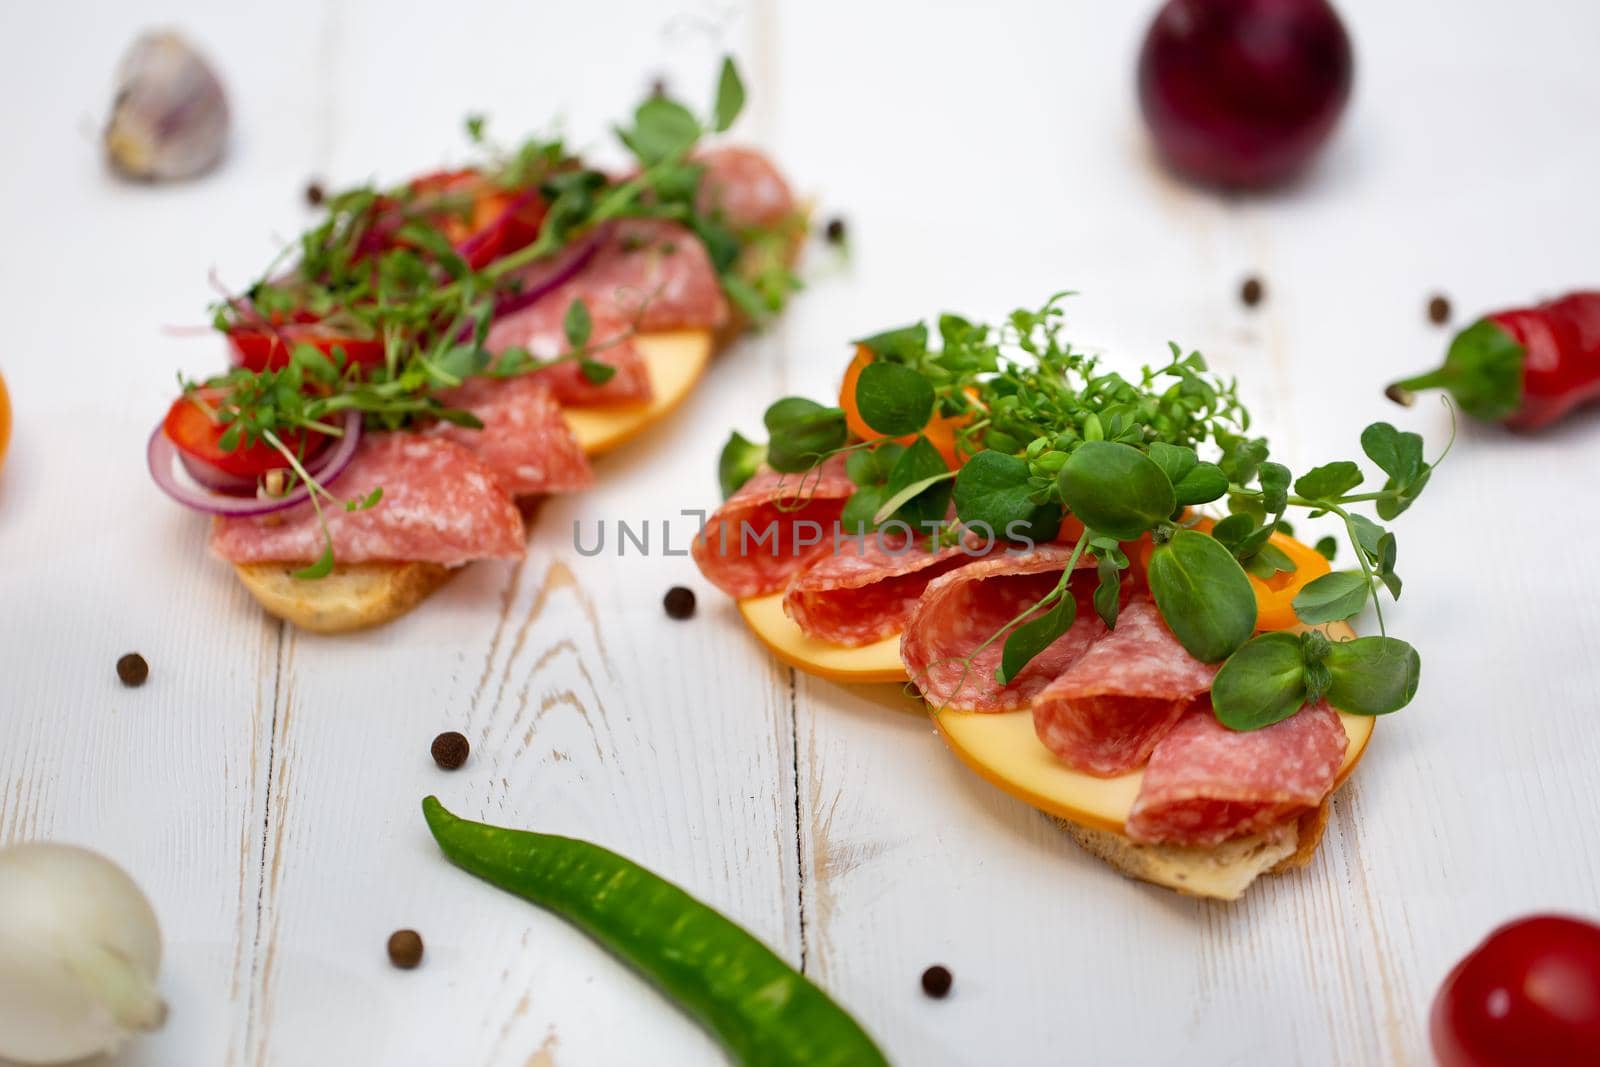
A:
[162, 388, 326, 478]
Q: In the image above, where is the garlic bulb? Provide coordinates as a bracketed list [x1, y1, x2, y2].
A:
[0, 843, 167, 1065]
[104, 31, 229, 181]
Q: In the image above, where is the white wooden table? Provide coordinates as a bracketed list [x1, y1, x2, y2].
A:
[4, 1, 1599, 1064]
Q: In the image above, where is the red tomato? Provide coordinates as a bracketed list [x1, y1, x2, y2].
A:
[162, 389, 325, 478]
[226, 324, 386, 373]
[1431, 915, 1600, 1066]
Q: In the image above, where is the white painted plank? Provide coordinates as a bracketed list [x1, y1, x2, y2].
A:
[0, 3, 333, 1064]
[219, 2, 810, 1065]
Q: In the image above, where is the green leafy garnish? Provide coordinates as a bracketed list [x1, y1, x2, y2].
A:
[189, 57, 800, 577]
[717, 432, 767, 499]
[1145, 529, 1257, 663]
[855, 362, 935, 436]
[729, 295, 1444, 729]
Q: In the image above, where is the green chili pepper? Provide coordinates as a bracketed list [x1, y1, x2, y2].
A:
[421, 797, 889, 1067]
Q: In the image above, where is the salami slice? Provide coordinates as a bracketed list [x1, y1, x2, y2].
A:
[1031, 598, 1217, 777]
[495, 218, 728, 344]
[430, 375, 594, 497]
[211, 433, 525, 566]
[691, 458, 855, 598]
[1125, 701, 1348, 847]
[486, 299, 652, 406]
[782, 533, 980, 647]
[695, 146, 798, 230]
[900, 546, 1103, 713]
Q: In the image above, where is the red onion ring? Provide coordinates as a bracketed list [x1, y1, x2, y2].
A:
[178, 452, 262, 495]
[148, 409, 363, 517]
[491, 227, 604, 319]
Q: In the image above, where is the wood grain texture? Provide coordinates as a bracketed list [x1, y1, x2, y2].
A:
[2, 0, 1598, 1065]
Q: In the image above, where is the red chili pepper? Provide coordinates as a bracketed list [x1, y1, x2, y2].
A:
[1387, 291, 1600, 430]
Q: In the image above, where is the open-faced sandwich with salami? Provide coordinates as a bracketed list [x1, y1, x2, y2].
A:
[693, 295, 1441, 899]
[149, 59, 808, 632]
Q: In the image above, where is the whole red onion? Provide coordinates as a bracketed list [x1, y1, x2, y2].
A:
[1138, 0, 1354, 188]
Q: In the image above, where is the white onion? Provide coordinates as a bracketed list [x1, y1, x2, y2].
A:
[0, 843, 167, 1065]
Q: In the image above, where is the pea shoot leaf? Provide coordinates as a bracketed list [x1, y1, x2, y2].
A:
[763, 397, 846, 473]
[563, 299, 592, 348]
[1147, 442, 1196, 485]
[952, 450, 1061, 542]
[1260, 461, 1291, 515]
[717, 431, 766, 498]
[1217, 433, 1269, 485]
[1243, 540, 1296, 580]
[998, 593, 1076, 685]
[855, 361, 935, 436]
[1211, 513, 1256, 548]
[1094, 556, 1122, 629]
[712, 56, 745, 133]
[1361, 422, 1424, 485]
[1146, 529, 1256, 662]
[1323, 636, 1421, 715]
[845, 441, 903, 487]
[1292, 570, 1370, 624]
[1348, 513, 1386, 558]
[839, 486, 887, 533]
[619, 96, 701, 165]
[1314, 536, 1338, 561]
[852, 323, 927, 361]
[1058, 442, 1175, 541]
[1211, 632, 1308, 730]
[1362, 422, 1431, 519]
[1295, 461, 1363, 501]
[876, 436, 950, 527]
[1173, 463, 1229, 506]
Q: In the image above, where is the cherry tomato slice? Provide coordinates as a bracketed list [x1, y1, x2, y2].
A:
[1432, 915, 1600, 1067]
[162, 388, 325, 479]
[226, 324, 387, 374]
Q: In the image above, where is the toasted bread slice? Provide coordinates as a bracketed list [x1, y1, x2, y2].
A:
[233, 561, 453, 633]
[1056, 800, 1331, 901]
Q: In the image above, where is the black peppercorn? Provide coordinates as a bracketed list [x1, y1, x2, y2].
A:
[1240, 276, 1265, 308]
[387, 929, 424, 969]
[921, 964, 952, 998]
[824, 217, 848, 245]
[1427, 294, 1451, 326]
[663, 586, 696, 620]
[116, 653, 149, 688]
[305, 181, 325, 207]
[430, 731, 470, 770]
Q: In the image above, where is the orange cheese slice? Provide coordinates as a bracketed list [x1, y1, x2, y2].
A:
[564, 330, 714, 456]
[738, 592, 907, 684]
